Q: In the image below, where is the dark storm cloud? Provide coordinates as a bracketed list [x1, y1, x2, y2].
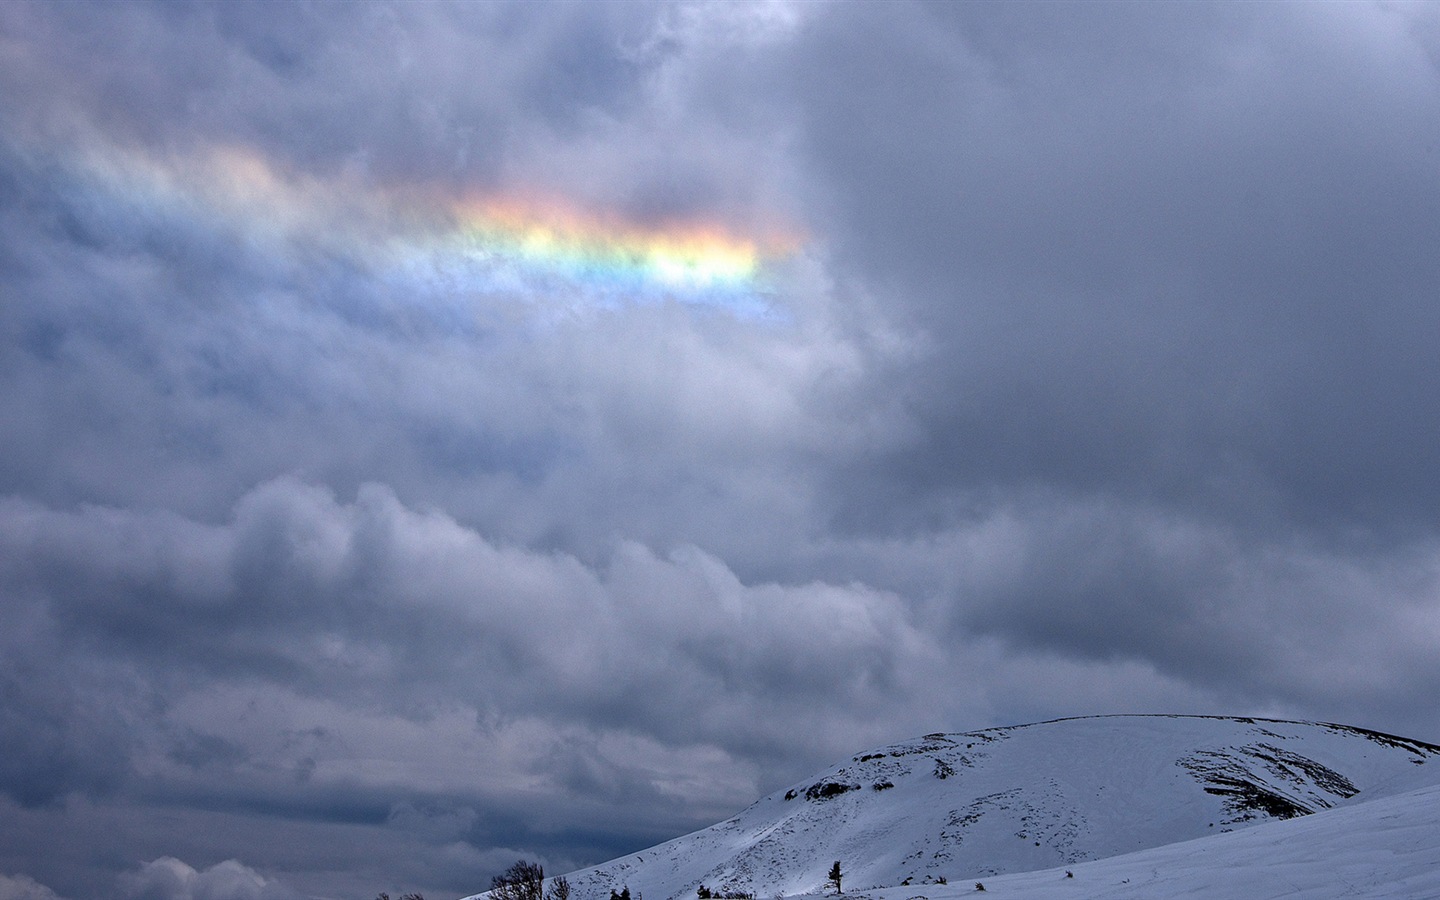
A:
[4, 1, 1440, 898]
[943, 495, 1440, 703]
[763, 0, 1440, 730]
[0, 480, 938, 896]
[785, 1, 1440, 538]
[0, 645, 134, 807]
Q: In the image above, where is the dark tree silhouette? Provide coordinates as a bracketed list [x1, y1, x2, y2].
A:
[545, 876, 571, 900]
[492, 861, 546, 900]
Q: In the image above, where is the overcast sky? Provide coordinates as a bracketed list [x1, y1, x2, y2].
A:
[3, 2, 1440, 898]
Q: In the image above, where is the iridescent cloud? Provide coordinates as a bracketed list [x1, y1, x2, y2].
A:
[44, 136, 799, 316]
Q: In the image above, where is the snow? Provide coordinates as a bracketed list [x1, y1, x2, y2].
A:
[460, 716, 1440, 900]
[857, 781, 1440, 899]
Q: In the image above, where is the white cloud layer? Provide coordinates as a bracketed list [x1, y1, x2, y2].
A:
[118, 858, 302, 900]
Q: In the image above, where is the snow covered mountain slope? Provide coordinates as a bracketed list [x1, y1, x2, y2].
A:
[506, 716, 1440, 900]
[859, 780, 1440, 900]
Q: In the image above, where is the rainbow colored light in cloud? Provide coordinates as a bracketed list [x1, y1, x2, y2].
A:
[448, 197, 771, 293]
[49, 137, 798, 313]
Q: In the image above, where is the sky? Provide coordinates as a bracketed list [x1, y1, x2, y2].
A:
[2, 1, 1440, 898]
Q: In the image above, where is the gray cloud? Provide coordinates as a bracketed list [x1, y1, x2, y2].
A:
[782, 1, 1440, 537]
[0, 480, 943, 895]
[3, 481, 1435, 889]
[0, 1, 659, 185]
[116, 859, 285, 900]
[0, 477, 933, 752]
[0, 873, 67, 900]
[118, 857, 304, 900]
[946, 495, 1440, 706]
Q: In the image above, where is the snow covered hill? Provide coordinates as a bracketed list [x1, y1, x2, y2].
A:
[472, 716, 1440, 900]
[860, 779, 1440, 899]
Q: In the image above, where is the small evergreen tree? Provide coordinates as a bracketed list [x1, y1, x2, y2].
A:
[827, 861, 842, 895]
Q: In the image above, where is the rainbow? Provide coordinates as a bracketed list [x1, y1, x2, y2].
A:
[44, 137, 798, 313]
[448, 197, 770, 293]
